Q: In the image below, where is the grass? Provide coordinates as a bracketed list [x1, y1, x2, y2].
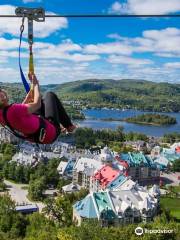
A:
[172, 186, 180, 194]
[160, 197, 180, 220]
[163, 185, 180, 193]
[21, 186, 28, 190]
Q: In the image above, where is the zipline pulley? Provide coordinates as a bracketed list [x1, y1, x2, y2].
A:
[15, 7, 45, 45]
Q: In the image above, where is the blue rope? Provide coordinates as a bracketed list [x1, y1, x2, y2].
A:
[19, 30, 30, 93]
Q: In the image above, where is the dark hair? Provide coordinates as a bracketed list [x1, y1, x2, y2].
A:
[0, 102, 4, 109]
[0, 88, 6, 109]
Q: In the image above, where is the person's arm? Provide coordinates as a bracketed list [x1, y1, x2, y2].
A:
[22, 89, 34, 104]
[27, 74, 41, 114]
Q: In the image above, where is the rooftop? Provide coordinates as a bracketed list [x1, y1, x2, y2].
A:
[93, 165, 120, 188]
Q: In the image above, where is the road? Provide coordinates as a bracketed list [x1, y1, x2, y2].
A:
[160, 172, 180, 186]
[4, 180, 45, 212]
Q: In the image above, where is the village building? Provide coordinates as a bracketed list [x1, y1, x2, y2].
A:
[72, 147, 116, 188]
[62, 182, 82, 194]
[72, 157, 103, 187]
[11, 151, 39, 166]
[57, 159, 75, 179]
[90, 165, 127, 192]
[119, 152, 160, 185]
[0, 127, 19, 144]
[73, 180, 160, 226]
[151, 144, 180, 169]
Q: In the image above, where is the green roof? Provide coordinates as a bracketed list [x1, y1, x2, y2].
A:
[93, 192, 115, 219]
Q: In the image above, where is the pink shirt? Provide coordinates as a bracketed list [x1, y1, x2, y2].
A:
[0, 104, 57, 144]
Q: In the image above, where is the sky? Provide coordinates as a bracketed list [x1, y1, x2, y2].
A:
[0, 0, 179, 85]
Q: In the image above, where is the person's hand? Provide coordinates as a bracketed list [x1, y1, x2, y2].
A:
[28, 73, 39, 85]
[28, 72, 33, 82]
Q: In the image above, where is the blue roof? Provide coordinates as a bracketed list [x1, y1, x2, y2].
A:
[144, 155, 154, 167]
[107, 174, 127, 190]
[120, 153, 131, 165]
[15, 204, 38, 213]
[93, 192, 116, 219]
[154, 162, 166, 170]
[163, 153, 180, 162]
[65, 160, 75, 174]
[74, 195, 97, 218]
[120, 153, 156, 168]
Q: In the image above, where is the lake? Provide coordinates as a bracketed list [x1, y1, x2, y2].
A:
[78, 109, 180, 137]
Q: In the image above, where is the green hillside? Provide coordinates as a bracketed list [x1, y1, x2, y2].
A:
[54, 79, 180, 112]
[1, 79, 180, 112]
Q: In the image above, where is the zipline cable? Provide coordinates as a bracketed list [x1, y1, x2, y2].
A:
[0, 14, 179, 18]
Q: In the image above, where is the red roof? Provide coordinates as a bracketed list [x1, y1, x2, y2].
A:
[175, 146, 180, 153]
[93, 165, 120, 188]
[124, 171, 129, 177]
[119, 160, 129, 169]
[115, 156, 129, 169]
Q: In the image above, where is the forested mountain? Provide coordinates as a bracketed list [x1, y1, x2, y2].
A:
[1, 79, 180, 112]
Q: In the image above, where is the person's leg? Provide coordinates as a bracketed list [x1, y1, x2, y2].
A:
[33, 99, 45, 116]
[43, 91, 73, 128]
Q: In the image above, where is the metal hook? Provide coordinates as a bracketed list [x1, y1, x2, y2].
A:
[20, 15, 25, 33]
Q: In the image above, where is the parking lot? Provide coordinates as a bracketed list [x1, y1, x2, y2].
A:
[4, 180, 45, 212]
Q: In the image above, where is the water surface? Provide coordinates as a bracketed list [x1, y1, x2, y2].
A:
[78, 109, 180, 137]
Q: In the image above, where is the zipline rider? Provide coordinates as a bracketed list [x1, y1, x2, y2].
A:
[0, 74, 76, 144]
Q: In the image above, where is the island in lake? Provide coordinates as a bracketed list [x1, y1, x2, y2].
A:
[124, 113, 177, 126]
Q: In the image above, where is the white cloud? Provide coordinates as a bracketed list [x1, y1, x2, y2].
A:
[108, 0, 180, 14]
[164, 62, 180, 69]
[0, 56, 8, 63]
[84, 42, 132, 55]
[0, 14, 179, 84]
[37, 51, 100, 62]
[22, 0, 42, 3]
[107, 55, 153, 66]
[137, 28, 180, 55]
[0, 5, 68, 38]
[155, 53, 180, 58]
[108, 1, 129, 14]
[0, 38, 25, 50]
[0, 36, 99, 63]
[107, 33, 126, 41]
[0, 67, 20, 83]
[106, 28, 180, 57]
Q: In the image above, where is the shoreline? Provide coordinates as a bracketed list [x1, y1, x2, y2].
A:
[82, 107, 180, 114]
[85, 118, 175, 126]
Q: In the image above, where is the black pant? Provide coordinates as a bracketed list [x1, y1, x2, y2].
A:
[35, 91, 72, 128]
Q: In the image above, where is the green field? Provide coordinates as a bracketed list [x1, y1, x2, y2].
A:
[160, 197, 180, 220]
[172, 186, 180, 193]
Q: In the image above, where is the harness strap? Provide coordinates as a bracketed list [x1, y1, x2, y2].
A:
[19, 24, 30, 93]
[2, 104, 27, 140]
[29, 45, 34, 75]
[2, 105, 47, 144]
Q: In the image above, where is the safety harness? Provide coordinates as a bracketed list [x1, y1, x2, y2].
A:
[2, 104, 47, 144]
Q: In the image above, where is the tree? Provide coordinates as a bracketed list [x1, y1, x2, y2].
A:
[43, 196, 72, 227]
[172, 159, 180, 172]
[4, 144, 16, 156]
[58, 230, 73, 240]
[0, 194, 27, 239]
[0, 194, 15, 232]
[25, 212, 57, 240]
[28, 177, 46, 201]
[0, 181, 6, 192]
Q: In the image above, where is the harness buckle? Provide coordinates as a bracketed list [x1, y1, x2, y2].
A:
[39, 128, 46, 143]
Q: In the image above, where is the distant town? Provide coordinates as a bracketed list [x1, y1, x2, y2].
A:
[0, 125, 179, 239]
